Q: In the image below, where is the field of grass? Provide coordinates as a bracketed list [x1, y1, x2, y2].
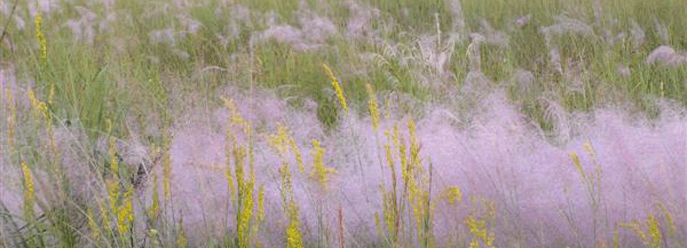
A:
[0, 0, 685, 247]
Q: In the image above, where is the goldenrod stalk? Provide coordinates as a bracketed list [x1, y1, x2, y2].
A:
[22, 162, 35, 222]
[383, 128, 399, 245]
[442, 186, 462, 205]
[290, 137, 305, 173]
[322, 64, 347, 114]
[286, 201, 303, 248]
[268, 124, 303, 248]
[116, 186, 134, 234]
[311, 139, 336, 189]
[366, 84, 380, 132]
[647, 214, 661, 248]
[35, 3, 47, 64]
[233, 144, 250, 247]
[28, 89, 40, 119]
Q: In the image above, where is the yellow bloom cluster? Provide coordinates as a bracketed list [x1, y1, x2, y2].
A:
[310, 139, 337, 189]
[465, 199, 496, 248]
[22, 162, 35, 221]
[35, 4, 47, 64]
[116, 187, 134, 234]
[442, 186, 463, 205]
[322, 63, 347, 114]
[366, 84, 380, 132]
[222, 97, 263, 247]
[286, 201, 304, 248]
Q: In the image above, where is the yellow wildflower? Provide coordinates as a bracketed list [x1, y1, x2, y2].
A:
[290, 137, 305, 173]
[35, 4, 47, 64]
[322, 64, 347, 114]
[443, 186, 462, 205]
[366, 84, 380, 132]
[286, 201, 303, 248]
[22, 162, 35, 221]
[221, 96, 251, 134]
[647, 214, 661, 248]
[311, 139, 337, 188]
[116, 186, 134, 234]
[28, 89, 40, 119]
[569, 152, 587, 183]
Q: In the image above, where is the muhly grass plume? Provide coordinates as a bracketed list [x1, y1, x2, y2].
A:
[102, 83, 683, 247]
[1, 72, 685, 247]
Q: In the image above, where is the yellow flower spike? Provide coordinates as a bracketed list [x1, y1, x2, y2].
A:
[37, 102, 49, 120]
[583, 141, 596, 160]
[22, 162, 35, 221]
[28, 89, 40, 119]
[221, 96, 251, 134]
[443, 186, 463, 205]
[290, 137, 305, 173]
[35, 3, 47, 64]
[106, 179, 119, 216]
[252, 185, 266, 247]
[322, 63, 348, 114]
[311, 139, 337, 188]
[116, 186, 134, 234]
[408, 117, 421, 171]
[569, 152, 587, 183]
[385, 98, 391, 120]
[392, 123, 400, 156]
[257, 185, 265, 222]
[286, 201, 304, 248]
[384, 130, 396, 176]
[109, 136, 119, 176]
[366, 83, 380, 132]
[48, 84, 54, 106]
[268, 124, 291, 158]
[647, 214, 661, 248]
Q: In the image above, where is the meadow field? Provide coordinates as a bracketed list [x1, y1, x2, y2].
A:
[0, 0, 686, 247]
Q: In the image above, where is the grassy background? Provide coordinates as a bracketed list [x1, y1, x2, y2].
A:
[3, 0, 684, 138]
